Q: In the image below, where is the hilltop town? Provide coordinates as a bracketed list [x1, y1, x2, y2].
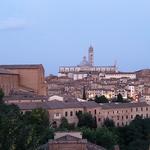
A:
[0, 47, 150, 150]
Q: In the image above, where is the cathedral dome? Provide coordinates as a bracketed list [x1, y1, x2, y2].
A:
[79, 56, 90, 67]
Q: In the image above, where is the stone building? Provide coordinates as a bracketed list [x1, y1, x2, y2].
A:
[7, 95, 150, 128]
[0, 64, 47, 96]
[38, 132, 106, 150]
[0, 69, 19, 95]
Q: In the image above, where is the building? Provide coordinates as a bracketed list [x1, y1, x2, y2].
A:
[6, 95, 150, 128]
[38, 132, 106, 150]
[0, 69, 19, 95]
[0, 64, 47, 96]
[59, 46, 117, 80]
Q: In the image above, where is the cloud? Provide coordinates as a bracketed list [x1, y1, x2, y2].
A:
[0, 17, 28, 30]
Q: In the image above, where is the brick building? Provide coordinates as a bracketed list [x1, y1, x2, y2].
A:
[0, 64, 47, 96]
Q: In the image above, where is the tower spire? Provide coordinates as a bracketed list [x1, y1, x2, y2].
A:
[88, 46, 94, 66]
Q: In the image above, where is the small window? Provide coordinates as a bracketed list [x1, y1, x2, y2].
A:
[65, 111, 68, 117]
[141, 108, 143, 111]
[94, 109, 97, 115]
[117, 116, 119, 120]
[131, 115, 133, 119]
[70, 111, 73, 116]
[56, 113, 59, 117]
[136, 108, 138, 112]
[146, 107, 148, 111]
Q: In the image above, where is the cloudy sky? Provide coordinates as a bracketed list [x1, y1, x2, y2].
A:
[0, 0, 150, 75]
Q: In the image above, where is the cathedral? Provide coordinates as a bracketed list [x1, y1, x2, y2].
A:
[59, 46, 117, 80]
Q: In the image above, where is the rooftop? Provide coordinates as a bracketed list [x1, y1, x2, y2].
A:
[100, 102, 149, 109]
[0, 64, 43, 69]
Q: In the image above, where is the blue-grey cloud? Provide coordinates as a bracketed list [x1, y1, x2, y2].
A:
[0, 18, 28, 30]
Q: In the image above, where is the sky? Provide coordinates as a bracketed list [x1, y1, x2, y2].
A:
[0, 0, 150, 75]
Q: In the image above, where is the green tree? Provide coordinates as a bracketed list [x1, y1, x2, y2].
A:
[0, 88, 4, 103]
[117, 93, 124, 102]
[95, 95, 109, 103]
[103, 118, 115, 128]
[95, 127, 119, 150]
[76, 112, 97, 129]
[82, 86, 87, 100]
[0, 105, 54, 150]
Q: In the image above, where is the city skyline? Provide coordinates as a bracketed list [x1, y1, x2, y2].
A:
[0, 0, 150, 75]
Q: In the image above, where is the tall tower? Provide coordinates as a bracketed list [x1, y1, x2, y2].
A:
[88, 46, 94, 66]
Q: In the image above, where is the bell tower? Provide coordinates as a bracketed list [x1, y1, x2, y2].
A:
[88, 46, 94, 66]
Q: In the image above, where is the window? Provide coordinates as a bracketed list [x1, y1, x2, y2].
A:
[94, 109, 97, 115]
[131, 115, 133, 119]
[65, 111, 68, 117]
[146, 107, 148, 111]
[70, 111, 73, 116]
[146, 114, 148, 118]
[56, 113, 59, 117]
[126, 116, 128, 119]
[131, 108, 133, 112]
[117, 116, 119, 120]
[141, 108, 143, 111]
[122, 116, 124, 119]
[98, 118, 101, 122]
[136, 108, 138, 112]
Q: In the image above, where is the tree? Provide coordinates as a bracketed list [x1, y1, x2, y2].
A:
[103, 118, 115, 128]
[59, 117, 75, 130]
[0, 105, 54, 150]
[95, 127, 119, 150]
[95, 95, 109, 103]
[82, 86, 87, 100]
[117, 93, 124, 102]
[59, 117, 69, 129]
[118, 117, 150, 150]
[76, 112, 97, 129]
[0, 88, 4, 103]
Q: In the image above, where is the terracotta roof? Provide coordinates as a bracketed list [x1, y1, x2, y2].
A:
[0, 64, 43, 69]
[0, 69, 18, 75]
[55, 135, 83, 141]
[100, 102, 149, 110]
[15, 100, 99, 110]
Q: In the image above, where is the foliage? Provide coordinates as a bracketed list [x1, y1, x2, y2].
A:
[118, 116, 150, 150]
[94, 95, 109, 103]
[82, 86, 87, 100]
[117, 93, 123, 102]
[103, 118, 115, 128]
[59, 117, 75, 131]
[80, 127, 118, 150]
[0, 88, 4, 103]
[0, 104, 54, 150]
[76, 111, 97, 129]
[95, 127, 118, 150]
